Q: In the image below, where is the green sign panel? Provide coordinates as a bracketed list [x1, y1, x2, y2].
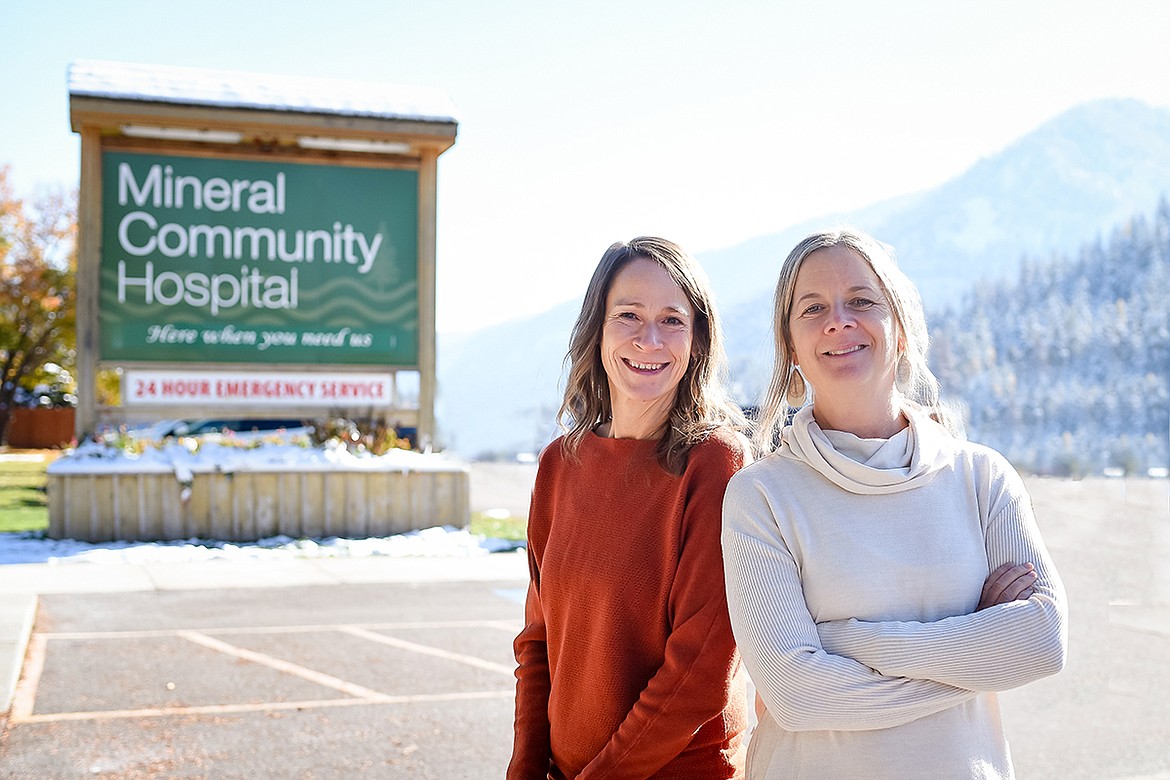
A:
[100, 151, 419, 365]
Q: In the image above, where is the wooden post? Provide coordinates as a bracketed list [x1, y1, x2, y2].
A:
[75, 126, 102, 441]
[418, 146, 439, 451]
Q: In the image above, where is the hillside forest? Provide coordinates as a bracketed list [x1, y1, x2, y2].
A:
[929, 198, 1170, 476]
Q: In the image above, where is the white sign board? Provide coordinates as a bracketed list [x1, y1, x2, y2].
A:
[123, 370, 395, 407]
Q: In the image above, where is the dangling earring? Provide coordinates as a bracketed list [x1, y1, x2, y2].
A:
[895, 353, 912, 389]
[786, 366, 808, 405]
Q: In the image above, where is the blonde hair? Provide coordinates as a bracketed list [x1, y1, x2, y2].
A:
[754, 227, 958, 452]
[558, 237, 745, 473]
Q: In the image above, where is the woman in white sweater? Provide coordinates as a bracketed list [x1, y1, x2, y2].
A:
[721, 228, 1068, 779]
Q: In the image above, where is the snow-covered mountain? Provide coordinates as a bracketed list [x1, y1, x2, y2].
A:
[437, 300, 579, 457]
[439, 98, 1170, 457]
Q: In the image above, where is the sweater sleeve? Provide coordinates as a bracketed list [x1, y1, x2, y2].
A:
[507, 501, 553, 779]
[577, 440, 746, 780]
[722, 470, 978, 732]
[815, 483, 1069, 691]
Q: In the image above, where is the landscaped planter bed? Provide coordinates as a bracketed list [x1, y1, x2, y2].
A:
[46, 441, 469, 543]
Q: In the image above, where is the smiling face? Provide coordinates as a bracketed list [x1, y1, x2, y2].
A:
[789, 245, 903, 425]
[600, 258, 694, 434]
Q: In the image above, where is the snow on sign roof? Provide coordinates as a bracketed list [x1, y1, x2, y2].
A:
[68, 59, 460, 125]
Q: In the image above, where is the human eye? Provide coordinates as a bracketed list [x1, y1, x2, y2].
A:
[850, 297, 877, 309]
[663, 314, 687, 327]
[799, 302, 825, 316]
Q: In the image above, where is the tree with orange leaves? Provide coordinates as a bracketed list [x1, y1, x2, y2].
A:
[0, 165, 77, 445]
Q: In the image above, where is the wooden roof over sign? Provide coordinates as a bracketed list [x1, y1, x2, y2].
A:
[68, 60, 459, 149]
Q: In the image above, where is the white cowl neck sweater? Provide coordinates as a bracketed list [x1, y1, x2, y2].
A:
[722, 405, 1068, 780]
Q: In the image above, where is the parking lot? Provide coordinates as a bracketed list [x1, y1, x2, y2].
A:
[1, 474, 1168, 779]
[3, 581, 526, 779]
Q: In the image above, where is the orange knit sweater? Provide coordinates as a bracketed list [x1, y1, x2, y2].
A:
[509, 429, 749, 780]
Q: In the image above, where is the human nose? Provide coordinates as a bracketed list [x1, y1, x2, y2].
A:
[824, 303, 856, 333]
[634, 321, 663, 349]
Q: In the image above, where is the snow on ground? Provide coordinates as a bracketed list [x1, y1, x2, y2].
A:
[49, 437, 468, 476]
[0, 526, 523, 566]
[3, 440, 528, 567]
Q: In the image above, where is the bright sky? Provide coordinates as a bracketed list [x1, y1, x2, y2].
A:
[4, 0, 1170, 333]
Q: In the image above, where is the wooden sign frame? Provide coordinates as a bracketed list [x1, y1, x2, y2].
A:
[68, 61, 458, 448]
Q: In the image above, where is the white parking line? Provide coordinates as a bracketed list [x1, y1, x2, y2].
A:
[9, 633, 47, 722]
[40, 619, 522, 641]
[177, 630, 396, 702]
[11, 690, 514, 725]
[9, 620, 518, 726]
[338, 625, 516, 676]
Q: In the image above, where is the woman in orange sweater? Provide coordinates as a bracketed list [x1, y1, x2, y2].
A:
[508, 237, 750, 779]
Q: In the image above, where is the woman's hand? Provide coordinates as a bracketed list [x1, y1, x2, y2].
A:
[977, 562, 1037, 610]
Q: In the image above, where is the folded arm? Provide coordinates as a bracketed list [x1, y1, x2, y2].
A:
[816, 495, 1069, 691]
[722, 477, 977, 732]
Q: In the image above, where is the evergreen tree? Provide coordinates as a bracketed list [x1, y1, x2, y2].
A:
[930, 200, 1170, 476]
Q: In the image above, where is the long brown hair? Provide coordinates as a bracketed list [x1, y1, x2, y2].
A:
[557, 237, 744, 473]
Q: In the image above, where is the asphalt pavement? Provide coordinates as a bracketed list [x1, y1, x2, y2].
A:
[1, 473, 1168, 779]
[0, 558, 529, 779]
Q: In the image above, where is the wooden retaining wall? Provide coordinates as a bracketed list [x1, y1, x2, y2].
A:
[46, 467, 470, 542]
